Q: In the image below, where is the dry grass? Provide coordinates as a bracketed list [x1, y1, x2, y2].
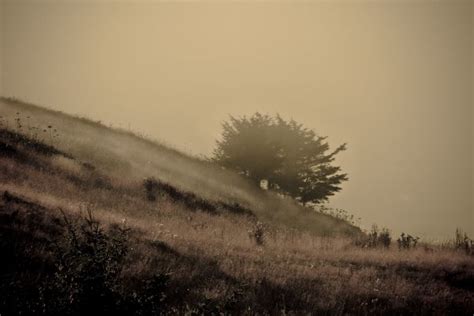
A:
[0, 101, 473, 314]
[0, 97, 359, 236]
[2, 186, 472, 314]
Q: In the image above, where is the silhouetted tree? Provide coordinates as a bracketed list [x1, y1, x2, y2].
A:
[212, 113, 348, 205]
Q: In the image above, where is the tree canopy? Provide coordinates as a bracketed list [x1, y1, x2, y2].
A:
[212, 113, 348, 205]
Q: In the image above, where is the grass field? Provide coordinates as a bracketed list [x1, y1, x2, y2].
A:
[0, 98, 473, 315]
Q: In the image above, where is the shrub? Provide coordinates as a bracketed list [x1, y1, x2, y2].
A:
[42, 209, 171, 315]
[249, 221, 265, 246]
[397, 233, 419, 250]
[377, 228, 392, 248]
[454, 228, 473, 256]
[143, 177, 159, 201]
[355, 225, 391, 248]
[47, 209, 130, 314]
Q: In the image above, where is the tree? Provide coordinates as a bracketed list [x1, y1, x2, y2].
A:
[212, 113, 348, 205]
[212, 113, 282, 185]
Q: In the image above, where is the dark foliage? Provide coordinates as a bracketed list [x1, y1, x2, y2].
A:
[212, 113, 348, 205]
[397, 233, 419, 250]
[454, 229, 473, 256]
[143, 177, 253, 216]
[1, 190, 473, 314]
[0, 192, 169, 316]
[355, 225, 392, 248]
[249, 221, 265, 246]
[46, 208, 130, 315]
[0, 128, 71, 158]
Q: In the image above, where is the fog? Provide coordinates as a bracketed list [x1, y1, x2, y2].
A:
[1, 0, 472, 239]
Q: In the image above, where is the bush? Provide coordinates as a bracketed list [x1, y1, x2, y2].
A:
[397, 233, 419, 250]
[454, 228, 473, 256]
[47, 209, 130, 314]
[249, 221, 265, 246]
[355, 225, 391, 248]
[143, 177, 159, 201]
[377, 228, 392, 248]
[43, 209, 169, 315]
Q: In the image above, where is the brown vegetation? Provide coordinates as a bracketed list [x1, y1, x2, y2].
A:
[0, 101, 473, 314]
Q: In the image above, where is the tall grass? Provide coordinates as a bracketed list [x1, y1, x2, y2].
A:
[0, 97, 360, 236]
[1, 190, 473, 315]
[1, 99, 473, 314]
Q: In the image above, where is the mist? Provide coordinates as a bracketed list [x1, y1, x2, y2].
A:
[1, 0, 472, 239]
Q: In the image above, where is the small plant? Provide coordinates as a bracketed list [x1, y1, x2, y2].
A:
[377, 227, 392, 248]
[250, 221, 265, 246]
[144, 177, 159, 201]
[397, 233, 419, 250]
[454, 228, 473, 255]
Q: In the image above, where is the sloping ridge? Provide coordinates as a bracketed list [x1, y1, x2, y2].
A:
[0, 97, 360, 236]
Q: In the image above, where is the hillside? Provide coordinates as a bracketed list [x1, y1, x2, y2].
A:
[0, 97, 359, 236]
[1, 97, 473, 314]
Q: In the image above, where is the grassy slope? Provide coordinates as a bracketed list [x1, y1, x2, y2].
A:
[1, 98, 473, 314]
[0, 97, 359, 236]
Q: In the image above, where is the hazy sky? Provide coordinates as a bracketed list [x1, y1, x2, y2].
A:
[1, 0, 472, 239]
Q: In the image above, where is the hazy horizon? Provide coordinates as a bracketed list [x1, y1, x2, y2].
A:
[1, 0, 472, 239]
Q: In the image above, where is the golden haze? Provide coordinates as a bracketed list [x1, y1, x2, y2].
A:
[0, 0, 472, 239]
